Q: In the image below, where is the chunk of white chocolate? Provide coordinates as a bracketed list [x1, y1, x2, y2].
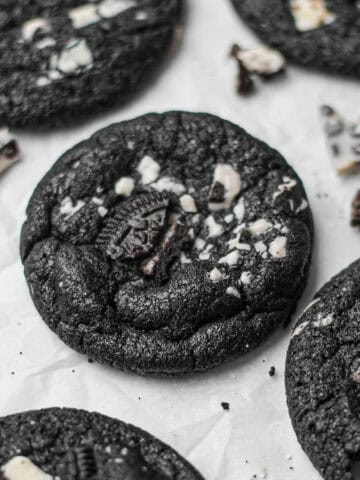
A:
[235, 46, 285, 75]
[290, 0, 336, 31]
[0, 128, 20, 175]
[209, 164, 241, 211]
[1, 456, 52, 480]
[22, 18, 50, 42]
[98, 0, 135, 18]
[180, 194, 197, 213]
[54, 39, 93, 74]
[269, 236, 287, 258]
[137, 155, 160, 185]
[69, 4, 99, 28]
[115, 176, 135, 196]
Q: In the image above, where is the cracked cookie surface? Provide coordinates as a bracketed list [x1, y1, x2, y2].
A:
[0, 407, 203, 480]
[20, 111, 313, 375]
[0, 0, 182, 128]
[286, 259, 360, 480]
[230, 0, 360, 77]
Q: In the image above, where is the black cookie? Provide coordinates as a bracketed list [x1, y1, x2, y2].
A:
[0, 407, 203, 480]
[286, 259, 360, 480]
[230, 0, 360, 78]
[0, 0, 182, 128]
[20, 111, 313, 375]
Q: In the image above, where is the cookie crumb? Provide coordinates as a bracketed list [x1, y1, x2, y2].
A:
[351, 190, 360, 227]
[221, 402, 230, 411]
[269, 366, 276, 377]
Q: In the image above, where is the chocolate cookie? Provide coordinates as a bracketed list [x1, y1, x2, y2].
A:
[286, 259, 360, 480]
[0, 0, 182, 128]
[0, 407, 203, 480]
[230, 0, 360, 77]
[20, 111, 313, 375]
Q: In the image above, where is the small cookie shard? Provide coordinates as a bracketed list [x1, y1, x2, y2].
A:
[96, 192, 170, 260]
[290, 0, 336, 32]
[351, 190, 360, 227]
[230, 44, 285, 95]
[1, 456, 51, 480]
[320, 105, 360, 175]
[141, 222, 190, 283]
[0, 128, 20, 175]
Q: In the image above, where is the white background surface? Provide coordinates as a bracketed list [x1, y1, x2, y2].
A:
[0, 1, 359, 479]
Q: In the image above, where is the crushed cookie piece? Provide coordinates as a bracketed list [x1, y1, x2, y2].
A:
[141, 222, 190, 283]
[269, 366, 276, 377]
[221, 402, 230, 411]
[0, 128, 20, 175]
[351, 191, 360, 227]
[320, 105, 360, 175]
[230, 43, 285, 95]
[96, 192, 170, 260]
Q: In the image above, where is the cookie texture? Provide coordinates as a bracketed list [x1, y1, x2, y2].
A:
[286, 259, 360, 480]
[230, 0, 360, 77]
[20, 111, 313, 375]
[0, 0, 182, 128]
[0, 407, 203, 479]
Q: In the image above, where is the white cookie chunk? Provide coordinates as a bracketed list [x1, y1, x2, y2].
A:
[59, 196, 85, 218]
[233, 197, 245, 221]
[0, 128, 20, 175]
[290, 0, 336, 31]
[209, 164, 241, 211]
[218, 250, 240, 266]
[22, 18, 50, 42]
[54, 39, 93, 74]
[240, 271, 252, 285]
[137, 156, 160, 184]
[313, 313, 334, 328]
[205, 215, 224, 237]
[152, 176, 186, 195]
[320, 105, 360, 175]
[269, 236, 287, 258]
[69, 4, 99, 28]
[115, 176, 135, 196]
[273, 176, 297, 200]
[209, 267, 225, 282]
[292, 321, 309, 337]
[226, 286, 241, 298]
[248, 219, 272, 236]
[180, 194, 197, 213]
[235, 46, 285, 75]
[1, 456, 52, 480]
[254, 241, 268, 259]
[98, 0, 136, 18]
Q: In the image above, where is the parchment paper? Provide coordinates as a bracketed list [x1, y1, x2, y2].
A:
[0, 1, 359, 479]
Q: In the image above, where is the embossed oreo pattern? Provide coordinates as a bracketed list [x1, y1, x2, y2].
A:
[230, 0, 360, 77]
[21, 112, 313, 374]
[0, 0, 182, 128]
[0, 408, 203, 480]
[286, 259, 360, 480]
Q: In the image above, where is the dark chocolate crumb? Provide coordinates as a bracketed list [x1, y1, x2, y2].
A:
[221, 402, 230, 411]
[351, 190, 360, 227]
[269, 366, 276, 377]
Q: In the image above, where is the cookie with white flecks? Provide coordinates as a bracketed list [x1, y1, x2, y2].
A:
[0, 407, 203, 480]
[0, 0, 182, 128]
[286, 259, 360, 480]
[20, 111, 313, 375]
[230, 0, 360, 77]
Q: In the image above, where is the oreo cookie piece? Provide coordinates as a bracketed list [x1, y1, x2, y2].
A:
[20, 111, 313, 375]
[0, 0, 182, 128]
[286, 259, 360, 480]
[0, 407, 203, 480]
[230, 0, 360, 77]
